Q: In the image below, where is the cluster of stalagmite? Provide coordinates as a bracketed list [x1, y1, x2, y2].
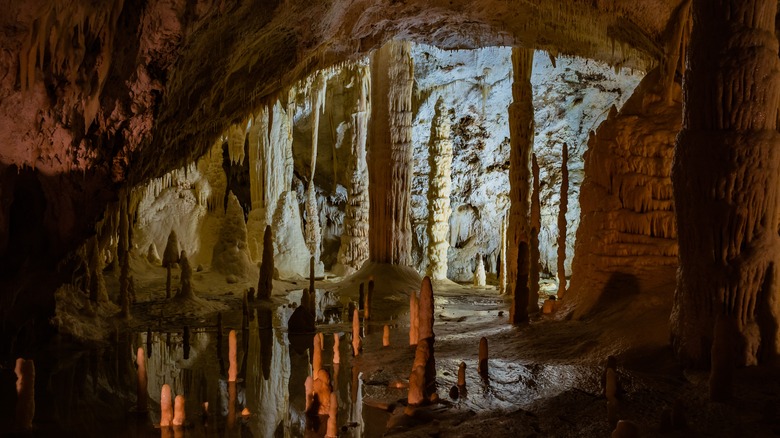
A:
[569, 66, 681, 317]
[671, 0, 780, 368]
[335, 63, 371, 275]
[426, 98, 453, 280]
[368, 40, 415, 265]
[506, 47, 535, 325]
[557, 143, 569, 298]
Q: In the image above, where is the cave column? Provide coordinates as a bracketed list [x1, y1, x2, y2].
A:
[368, 40, 415, 265]
[305, 73, 326, 263]
[426, 98, 453, 280]
[335, 64, 371, 275]
[671, 0, 780, 366]
[506, 47, 534, 324]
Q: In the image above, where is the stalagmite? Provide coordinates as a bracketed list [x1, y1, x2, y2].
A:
[426, 97, 453, 280]
[671, 0, 780, 367]
[407, 365, 425, 406]
[136, 348, 147, 412]
[364, 279, 373, 320]
[478, 337, 488, 376]
[309, 256, 316, 313]
[88, 236, 107, 303]
[368, 40, 415, 265]
[529, 154, 541, 313]
[313, 332, 322, 377]
[352, 308, 361, 355]
[257, 225, 273, 300]
[173, 395, 185, 426]
[305, 72, 326, 264]
[383, 325, 390, 347]
[14, 358, 34, 431]
[212, 192, 253, 278]
[418, 276, 435, 341]
[333, 333, 340, 364]
[335, 63, 370, 275]
[409, 291, 419, 346]
[498, 213, 508, 293]
[326, 392, 338, 438]
[304, 376, 314, 411]
[457, 362, 466, 387]
[162, 230, 180, 299]
[228, 329, 238, 382]
[557, 143, 569, 299]
[175, 250, 194, 300]
[160, 384, 173, 426]
[314, 369, 333, 415]
[147, 243, 161, 265]
[473, 254, 486, 287]
[506, 47, 534, 326]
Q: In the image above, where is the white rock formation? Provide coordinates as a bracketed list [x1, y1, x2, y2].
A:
[334, 63, 370, 276]
[368, 40, 415, 265]
[211, 192, 253, 279]
[272, 191, 311, 278]
[425, 98, 453, 280]
[305, 72, 326, 264]
[473, 255, 486, 287]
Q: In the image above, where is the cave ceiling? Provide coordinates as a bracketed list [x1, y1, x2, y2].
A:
[0, 0, 681, 187]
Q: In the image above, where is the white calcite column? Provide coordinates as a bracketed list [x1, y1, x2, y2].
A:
[426, 98, 453, 280]
[671, 0, 780, 367]
[368, 40, 415, 265]
[335, 63, 370, 275]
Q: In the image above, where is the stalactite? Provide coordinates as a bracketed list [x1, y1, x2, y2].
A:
[227, 122, 247, 165]
[248, 107, 268, 211]
[336, 64, 370, 275]
[557, 143, 569, 299]
[529, 154, 541, 313]
[305, 72, 326, 262]
[426, 98, 453, 280]
[507, 47, 534, 325]
[671, 0, 780, 367]
[368, 40, 415, 265]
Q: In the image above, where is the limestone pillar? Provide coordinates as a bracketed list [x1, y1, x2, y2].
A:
[335, 64, 370, 275]
[557, 143, 569, 299]
[671, 0, 780, 367]
[426, 98, 453, 280]
[529, 154, 541, 313]
[305, 73, 326, 263]
[368, 40, 414, 265]
[506, 47, 534, 324]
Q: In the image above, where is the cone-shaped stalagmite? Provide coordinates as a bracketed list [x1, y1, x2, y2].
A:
[160, 384, 173, 426]
[426, 97, 453, 280]
[506, 47, 534, 326]
[258, 225, 273, 300]
[335, 64, 370, 274]
[383, 325, 390, 347]
[409, 291, 419, 346]
[352, 308, 361, 355]
[478, 337, 489, 376]
[162, 230, 180, 299]
[368, 40, 415, 265]
[529, 154, 541, 313]
[557, 143, 569, 299]
[671, 0, 780, 368]
[473, 254, 486, 287]
[173, 395, 185, 426]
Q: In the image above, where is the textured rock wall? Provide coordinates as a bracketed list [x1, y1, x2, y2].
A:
[569, 68, 680, 317]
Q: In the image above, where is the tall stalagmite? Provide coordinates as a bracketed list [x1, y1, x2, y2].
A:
[506, 47, 534, 324]
[557, 143, 569, 299]
[426, 97, 453, 280]
[368, 40, 414, 265]
[671, 0, 780, 367]
[529, 154, 541, 313]
[335, 63, 370, 275]
[305, 72, 326, 263]
[258, 225, 274, 300]
[162, 230, 180, 299]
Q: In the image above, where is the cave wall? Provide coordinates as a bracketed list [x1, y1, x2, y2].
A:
[569, 68, 681, 317]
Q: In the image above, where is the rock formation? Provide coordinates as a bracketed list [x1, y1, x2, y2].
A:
[162, 230, 180, 299]
[506, 48, 534, 325]
[173, 395, 185, 426]
[147, 243, 161, 265]
[409, 291, 420, 346]
[257, 225, 274, 300]
[160, 384, 173, 427]
[313, 332, 323, 377]
[671, 0, 780, 368]
[335, 63, 370, 275]
[175, 250, 194, 300]
[14, 358, 34, 431]
[326, 392, 338, 438]
[529, 154, 541, 313]
[473, 254, 486, 287]
[305, 72, 326, 264]
[368, 40, 415, 265]
[557, 143, 569, 298]
[88, 236, 108, 303]
[478, 337, 489, 376]
[458, 362, 466, 387]
[426, 97, 453, 280]
[212, 192, 253, 279]
[352, 308, 361, 356]
[228, 329, 238, 382]
[383, 325, 390, 347]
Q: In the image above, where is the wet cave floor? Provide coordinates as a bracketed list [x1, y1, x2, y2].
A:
[2, 261, 780, 437]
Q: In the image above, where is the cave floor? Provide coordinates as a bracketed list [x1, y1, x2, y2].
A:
[2, 261, 780, 436]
